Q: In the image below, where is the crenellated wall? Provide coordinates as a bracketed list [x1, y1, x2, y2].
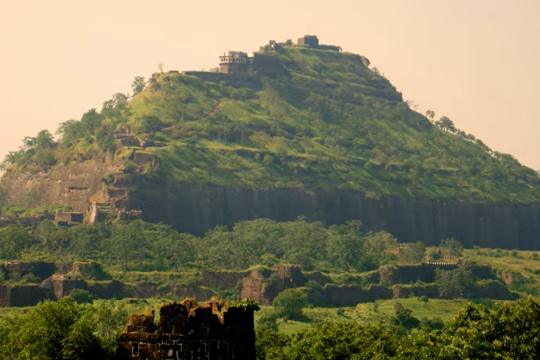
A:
[115, 299, 257, 360]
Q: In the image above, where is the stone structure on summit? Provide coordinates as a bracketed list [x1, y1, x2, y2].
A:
[218, 35, 341, 74]
[2, 34, 540, 250]
[115, 299, 258, 360]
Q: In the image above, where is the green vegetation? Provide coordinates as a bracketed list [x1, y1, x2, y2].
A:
[3, 44, 540, 203]
[0, 297, 170, 360]
[2, 296, 537, 360]
[0, 204, 71, 218]
[255, 298, 467, 336]
[2, 39, 540, 358]
[0, 298, 105, 359]
[256, 297, 540, 359]
[272, 289, 308, 320]
[464, 248, 540, 296]
[0, 218, 399, 272]
[435, 265, 473, 298]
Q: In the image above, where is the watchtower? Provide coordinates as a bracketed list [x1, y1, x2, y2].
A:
[219, 51, 250, 74]
[297, 35, 319, 47]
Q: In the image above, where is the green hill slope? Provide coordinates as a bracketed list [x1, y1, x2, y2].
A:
[7, 40, 538, 203]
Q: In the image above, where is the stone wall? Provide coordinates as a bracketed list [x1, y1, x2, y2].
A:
[200, 270, 247, 290]
[0, 285, 53, 307]
[115, 299, 257, 360]
[378, 263, 495, 285]
[0, 261, 56, 281]
[240, 265, 306, 305]
[320, 284, 393, 306]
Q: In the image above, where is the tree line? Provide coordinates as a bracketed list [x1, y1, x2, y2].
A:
[0, 218, 407, 272]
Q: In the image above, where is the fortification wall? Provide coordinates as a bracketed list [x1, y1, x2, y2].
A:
[240, 265, 306, 305]
[0, 261, 56, 281]
[0, 285, 53, 307]
[116, 299, 257, 360]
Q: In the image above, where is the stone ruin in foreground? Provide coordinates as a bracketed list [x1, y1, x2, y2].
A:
[116, 298, 259, 360]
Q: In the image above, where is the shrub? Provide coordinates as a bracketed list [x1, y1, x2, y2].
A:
[272, 288, 308, 320]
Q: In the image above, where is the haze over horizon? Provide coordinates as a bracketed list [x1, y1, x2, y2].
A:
[1, 0, 540, 169]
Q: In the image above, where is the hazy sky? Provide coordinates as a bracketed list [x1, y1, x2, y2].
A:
[1, 0, 539, 169]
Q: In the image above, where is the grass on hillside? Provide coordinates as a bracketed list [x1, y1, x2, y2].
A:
[464, 248, 540, 295]
[256, 298, 471, 335]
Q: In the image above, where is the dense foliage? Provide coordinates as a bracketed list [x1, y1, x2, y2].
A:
[1, 295, 538, 360]
[0, 298, 111, 359]
[3, 43, 540, 203]
[257, 297, 540, 359]
[0, 219, 398, 271]
[0, 218, 399, 272]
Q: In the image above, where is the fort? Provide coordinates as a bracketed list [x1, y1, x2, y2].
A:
[115, 299, 258, 360]
[218, 35, 341, 74]
[0, 261, 513, 308]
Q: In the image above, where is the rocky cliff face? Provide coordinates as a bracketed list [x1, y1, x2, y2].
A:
[136, 184, 540, 249]
[0, 158, 118, 214]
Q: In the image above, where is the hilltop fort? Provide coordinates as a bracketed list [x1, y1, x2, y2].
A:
[1, 34, 540, 249]
[218, 35, 342, 74]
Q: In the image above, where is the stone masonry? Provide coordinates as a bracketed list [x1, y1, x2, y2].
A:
[115, 298, 259, 360]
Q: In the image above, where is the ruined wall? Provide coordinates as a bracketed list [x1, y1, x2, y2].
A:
[138, 185, 540, 249]
[320, 284, 393, 306]
[0, 261, 56, 281]
[378, 263, 496, 285]
[200, 270, 247, 290]
[240, 265, 306, 305]
[116, 299, 257, 360]
[0, 285, 53, 307]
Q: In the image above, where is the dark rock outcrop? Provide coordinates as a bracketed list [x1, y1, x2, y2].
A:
[137, 185, 540, 249]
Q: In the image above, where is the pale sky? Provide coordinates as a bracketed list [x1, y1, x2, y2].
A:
[1, 0, 539, 169]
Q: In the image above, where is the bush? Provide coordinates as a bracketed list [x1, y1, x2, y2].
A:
[0, 298, 107, 359]
[69, 289, 94, 304]
[439, 238, 464, 257]
[272, 288, 308, 320]
[392, 302, 420, 330]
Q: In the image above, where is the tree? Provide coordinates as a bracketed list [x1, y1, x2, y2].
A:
[398, 242, 425, 264]
[60, 314, 104, 360]
[404, 298, 540, 359]
[69, 289, 94, 304]
[436, 116, 457, 133]
[0, 225, 35, 259]
[35, 220, 70, 258]
[101, 93, 129, 120]
[272, 288, 308, 320]
[392, 302, 420, 330]
[109, 221, 147, 270]
[95, 124, 116, 153]
[280, 322, 398, 360]
[439, 238, 464, 257]
[131, 76, 146, 95]
[0, 298, 105, 360]
[436, 266, 473, 298]
[326, 223, 364, 270]
[35, 130, 55, 149]
[425, 109, 436, 121]
[361, 231, 399, 269]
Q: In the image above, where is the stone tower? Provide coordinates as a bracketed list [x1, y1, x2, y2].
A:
[115, 299, 259, 360]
